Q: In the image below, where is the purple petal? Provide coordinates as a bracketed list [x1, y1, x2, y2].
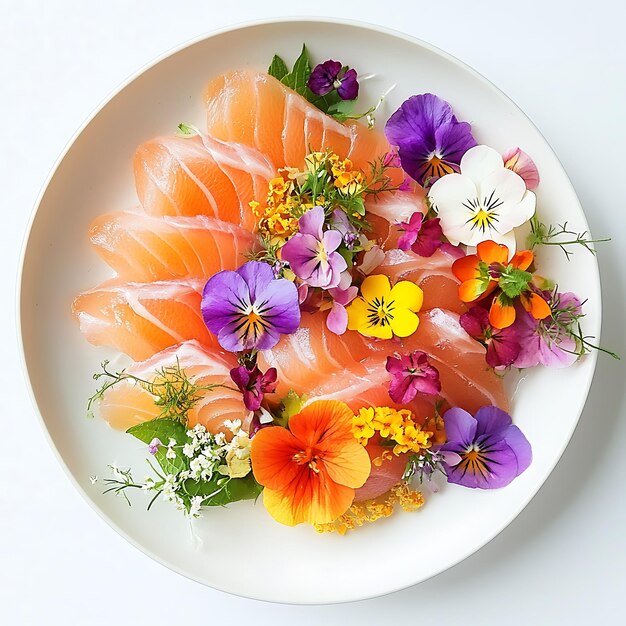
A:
[502, 425, 532, 475]
[280, 233, 321, 279]
[474, 406, 513, 438]
[327, 301, 348, 335]
[537, 333, 579, 368]
[322, 229, 343, 254]
[460, 306, 489, 340]
[442, 407, 477, 446]
[201, 270, 250, 337]
[229, 365, 251, 390]
[388, 375, 418, 404]
[337, 68, 359, 100]
[298, 205, 325, 239]
[397, 229, 418, 251]
[412, 217, 443, 257]
[486, 329, 521, 368]
[235, 261, 274, 301]
[307, 60, 341, 96]
[257, 277, 301, 336]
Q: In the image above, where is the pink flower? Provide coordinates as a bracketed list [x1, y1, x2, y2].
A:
[460, 305, 521, 368]
[357, 245, 385, 275]
[230, 364, 278, 411]
[397, 212, 443, 257]
[503, 147, 540, 190]
[385, 351, 441, 404]
[326, 282, 358, 335]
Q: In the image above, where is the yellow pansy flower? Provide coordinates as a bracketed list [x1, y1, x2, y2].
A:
[346, 275, 423, 339]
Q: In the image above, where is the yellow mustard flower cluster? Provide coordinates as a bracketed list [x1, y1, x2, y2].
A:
[329, 154, 365, 196]
[314, 482, 425, 535]
[249, 176, 300, 241]
[352, 406, 431, 455]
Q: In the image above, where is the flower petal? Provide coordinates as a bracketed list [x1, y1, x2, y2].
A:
[389, 307, 420, 337]
[520, 292, 552, 320]
[452, 254, 481, 281]
[502, 425, 532, 475]
[360, 274, 391, 301]
[322, 441, 371, 488]
[346, 297, 370, 331]
[511, 249, 534, 271]
[503, 147, 540, 190]
[389, 280, 424, 312]
[289, 400, 355, 449]
[327, 301, 348, 335]
[459, 278, 490, 302]
[298, 205, 325, 239]
[235, 260, 274, 301]
[474, 406, 513, 437]
[460, 145, 504, 186]
[489, 297, 516, 328]
[442, 407, 477, 446]
[476, 240, 509, 265]
[251, 426, 306, 491]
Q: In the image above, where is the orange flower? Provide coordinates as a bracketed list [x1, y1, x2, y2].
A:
[452, 240, 510, 302]
[251, 400, 371, 526]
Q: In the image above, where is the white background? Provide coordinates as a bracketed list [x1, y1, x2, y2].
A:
[2, 0, 625, 623]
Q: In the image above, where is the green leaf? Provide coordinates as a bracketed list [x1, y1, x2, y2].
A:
[268, 54, 289, 80]
[281, 44, 312, 95]
[337, 246, 354, 266]
[325, 98, 356, 121]
[177, 122, 197, 136]
[183, 474, 263, 506]
[127, 419, 189, 475]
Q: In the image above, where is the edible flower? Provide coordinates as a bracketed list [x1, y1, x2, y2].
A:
[346, 274, 423, 339]
[148, 438, 162, 455]
[327, 281, 358, 335]
[202, 261, 300, 352]
[280, 206, 347, 289]
[452, 241, 551, 329]
[503, 147, 540, 190]
[307, 60, 359, 100]
[385, 93, 477, 186]
[385, 351, 441, 403]
[428, 145, 536, 250]
[439, 406, 532, 489]
[460, 305, 521, 368]
[513, 291, 582, 368]
[250, 400, 371, 526]
[250, 176, 300, 241]
[230, 364, 278, 411]
[397, 211, 443, 257]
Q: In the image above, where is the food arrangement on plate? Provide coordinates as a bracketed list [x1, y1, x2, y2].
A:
[73, 45, 614, 534]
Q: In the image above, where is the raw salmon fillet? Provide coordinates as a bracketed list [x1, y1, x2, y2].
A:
[134, 133, 273, 229]
[72, 279, 215, 361]
[89, 211, 257, 282]
[97, 341, 251, 434]
[204, 70, 396, 174]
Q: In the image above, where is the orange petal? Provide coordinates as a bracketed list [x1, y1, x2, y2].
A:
[458, 278, 489, 302]
[489, 297, 516, 328]
[250, 426, 304, 491]
[452, 254, 480, 281]
[521, 292, 552, 320]
[477, 240, 509, 265]
[511, 249, 534, 271]
[262, 469, 355, 526]
[321, 440, 371, 489]
[289, 400, 354, 449]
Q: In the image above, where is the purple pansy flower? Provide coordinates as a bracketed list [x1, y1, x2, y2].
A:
[440, 406, 532, 489]
[280, 206, 347, 289]
[148, 438, 162, 455]
[201, 261, 300, 352]
[397, 211, 444, 257]
[385, 93, 477, 186]
[460, 305, 521, 368]
[330, 209, 358, 249]
[385, 351, 441, 404]
[512, 292, 582, 369]
[230, 364, 278, 411]
[307, 60, 359, 100]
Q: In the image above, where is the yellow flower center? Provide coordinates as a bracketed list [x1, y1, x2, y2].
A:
[423, 155, 455, 180]
[367, 296, 395, 327]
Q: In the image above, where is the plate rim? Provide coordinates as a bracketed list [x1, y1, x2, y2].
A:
[17, 15, 601, 604]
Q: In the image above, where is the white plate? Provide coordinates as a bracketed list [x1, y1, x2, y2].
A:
[18, 18, 600, 604]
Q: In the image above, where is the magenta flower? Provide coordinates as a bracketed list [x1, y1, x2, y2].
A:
[307, 60, 359, 100]
[230, 364, 278, 411]
[202, 261, 300, 352]
[440, 406, 532, 489]
[148, 438, 162, 455]
[385, 93, 477, 185]
[503, 147, 540, 190]
[513, 292, 582, 368]
[326, 282, 358, 335]
[280, 206, 347, 289]
[397, 212, 444, 257]
[460, 305, 521, 368]
[385, 351, 441, 404]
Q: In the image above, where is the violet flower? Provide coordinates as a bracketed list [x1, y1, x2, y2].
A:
[230, 364, 278, 411]
[385, 351, 441, 404]
[385, 93, 477, 186]
[440, 406, 532, 489]
[512, 292, 582, 368]
[397, 212, 444, 257]
[148, 438, 162, 455]
[280, 206, 347, 289]
[460, 305, 521, 368]
[307, 60, 359, 100]
[202, 261, 300, 352]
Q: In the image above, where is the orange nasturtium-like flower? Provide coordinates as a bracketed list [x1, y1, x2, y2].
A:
[251, 400, 371, 526]
[452, 240, 551, 329]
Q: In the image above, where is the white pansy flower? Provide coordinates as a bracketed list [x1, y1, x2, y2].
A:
[428, 145, 536, 252]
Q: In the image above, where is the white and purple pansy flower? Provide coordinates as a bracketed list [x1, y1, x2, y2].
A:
[440, 406, 532, 489]
[280, 205, 348, 289]
[201, 261, 300, 352]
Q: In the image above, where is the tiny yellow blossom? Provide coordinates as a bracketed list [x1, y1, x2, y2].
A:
[352, 407, 376, 445]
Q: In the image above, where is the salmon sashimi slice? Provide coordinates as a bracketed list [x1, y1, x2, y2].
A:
[258, 309, 506, 417]
[89, 211, 257, 282]
[377, 248, 466, 314]
[72, 279, 215, 361]
[96, 340, 251, 435]
[204, 70, 396, 175]
[134, 133, 274, 229]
